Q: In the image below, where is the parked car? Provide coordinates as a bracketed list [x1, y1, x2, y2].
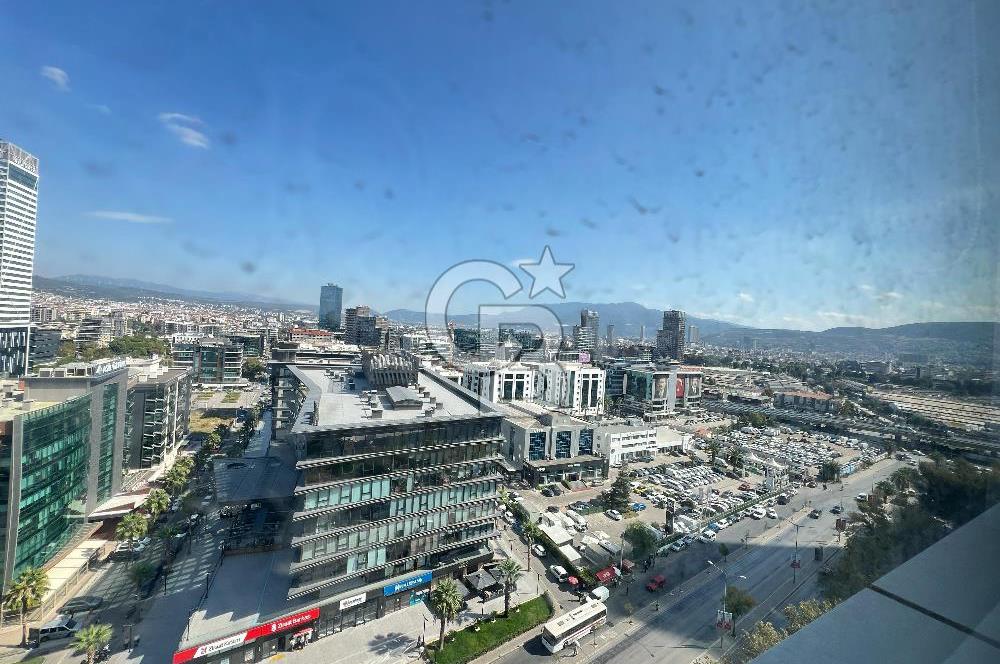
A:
[32, 615, 80, 643]
[541, 488, 554, 497]
[605, 509, 623, 521]
[59, 596, 103, 615]
[669, 539, 686, 552]
[589, 586, 611, 602]
[548, 565, 569, 583]
[546, 506, 561, 513]
[645, 575, 667, 591]
[766, 509, 778, 519]
[698, 529, 717, 543]
[830, 505, 844, 514]
[631, 502, 647, 511]
[532, 544, 546, 557]
[809, 508, 822, 519]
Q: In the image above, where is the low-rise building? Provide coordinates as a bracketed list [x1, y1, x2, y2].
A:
[500, 401, 606, 486]
[171, 337, 244, 385]
[461, 361, 535, 403]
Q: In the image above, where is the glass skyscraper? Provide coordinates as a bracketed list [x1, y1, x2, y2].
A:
[319, 284, 344, 331]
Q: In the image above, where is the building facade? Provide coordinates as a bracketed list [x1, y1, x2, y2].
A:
[461, 362, 535, 403]
[655, 310, 686, 360]
[532, 362, 605, 417]
[499, 403, 605, 486]
[0, 141, 39, 377]
[125, 358, 193, 471]
[28, 327, 62, 370]
[319, 284, 343, 331]
[171, 338, 244, 384]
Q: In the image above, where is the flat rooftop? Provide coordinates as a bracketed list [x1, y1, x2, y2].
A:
[291, 366, 491, 431]
[0, 398, 60, 421]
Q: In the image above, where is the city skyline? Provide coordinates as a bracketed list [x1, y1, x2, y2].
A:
[2, 1, 997, 332]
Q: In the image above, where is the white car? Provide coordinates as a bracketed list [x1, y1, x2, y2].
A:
[605, 509, 623, 521]
[698, 529, 717, 543]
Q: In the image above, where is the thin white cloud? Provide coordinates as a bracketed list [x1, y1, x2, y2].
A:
[815, 310, 875, 326]
[158, 112, 209, 148]
[88, 104, 111, 115]
[858, 284, 875, 292]
[41, 66, 70, 92]
[737, 292, 754, 303]
[88, 210, 172, 224]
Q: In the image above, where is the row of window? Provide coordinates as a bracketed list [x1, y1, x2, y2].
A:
[303, 417, 501, 459]
[299, 461, 498, 510]
[297, 501, 495, 562]
[292, 523, 494, 590]
[299, 480, 496, 534]
[302, 442, 500, 486]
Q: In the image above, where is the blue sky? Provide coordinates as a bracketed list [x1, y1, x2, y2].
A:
[3, 1, 996, 331]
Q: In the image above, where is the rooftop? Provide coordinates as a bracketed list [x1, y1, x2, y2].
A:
[0, 397, 61, 421]
[291, 366, 495, 431]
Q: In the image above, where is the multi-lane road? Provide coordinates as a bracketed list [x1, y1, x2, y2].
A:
[498, 458, 904, 664]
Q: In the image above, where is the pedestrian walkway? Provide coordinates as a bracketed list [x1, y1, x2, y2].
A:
[277, 554, 540, 664]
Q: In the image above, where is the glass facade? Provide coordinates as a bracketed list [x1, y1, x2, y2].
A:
[555, 431, 572, 459]
[96, 384, 119, 502]
[7, 397, 91, 579]
[528, 432, 546, 461]
[578, 428, 594, 455]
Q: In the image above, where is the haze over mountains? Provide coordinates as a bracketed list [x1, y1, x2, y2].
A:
[33, 274, 995, 364]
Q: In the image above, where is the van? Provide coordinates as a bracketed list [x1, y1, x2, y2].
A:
[33, 615, 80, 643]
[588, 586, 611, 602]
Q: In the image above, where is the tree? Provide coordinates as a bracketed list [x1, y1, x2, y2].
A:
[75, 623, 113, 664]
[129, 561, 156, 593]
[819, 460, 842, 482]
[623, 521, 660, 561]
[604, 462, 632, 512]
[783, 599, 833, 635]
[706, 440, 722, 464]
[725, 447, 745, 475]
[725, 584, 756, 620]
[430, 578, 463, 651]
[495, 558, 523, 617]
[5, 567, 49, 646]
[739, 621, 785, 660]
[204, 432, 222, 454]
[116, 512, 149, 564]
[164, 463, 190, 496]
[242, 357, 266, 380]
[891, 466, 920, 493]
[107, 336, 170, 358]
[874, 480, 895, 504]
[718, 542, 730, 562]
[838, 400, 858, 417]
[146, 488, 171, 521]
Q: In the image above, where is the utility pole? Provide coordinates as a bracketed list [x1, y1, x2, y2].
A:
[791, 522, 803, 583]
[526, 534, 532, 573]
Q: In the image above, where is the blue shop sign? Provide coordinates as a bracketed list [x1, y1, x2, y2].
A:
[384, 571, 433, 597]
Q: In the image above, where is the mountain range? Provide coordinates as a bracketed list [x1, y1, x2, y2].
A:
[32, 274, 995, 364]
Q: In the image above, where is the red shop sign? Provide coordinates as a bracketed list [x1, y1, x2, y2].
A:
[172, 608, 320, 663]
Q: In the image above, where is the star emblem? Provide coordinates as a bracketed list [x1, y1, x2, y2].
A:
[519, 245, 574, 298]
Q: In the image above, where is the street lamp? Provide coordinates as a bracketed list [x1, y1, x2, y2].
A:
[707, 561, 747, 648]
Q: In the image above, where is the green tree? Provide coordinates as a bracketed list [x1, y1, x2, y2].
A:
[129, 561, 156, 592]
[718, 542, 730, 562]
[725, 447, 745, 475]
[819, 460, 842, 482]
[725, 584, 756, 621]
[604, 462, 632, 512]
[145, 488, 171, 521]
[623, 521, 660, 561]
[241, 357, 266, 380]
[739, 621, 785, 660]
[430, 578, 463, 651]
[107, 336, 170, 358]
[891, 466, 920, 493]
[495, 558, 524, 617]
[204, 432, 222, 454]
[706, 440, 722, 464]
[874, 480, 895, 504]
[75, 623, 113, 664]
[116, 512, 149, 563]
[5, 567, 49, 646]
[838, 400, 858, 417]
[783, 599, 834, 635]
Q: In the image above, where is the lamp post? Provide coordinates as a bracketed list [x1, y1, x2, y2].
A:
[707, 560, 747, 648]
[791, 523, 803, 583]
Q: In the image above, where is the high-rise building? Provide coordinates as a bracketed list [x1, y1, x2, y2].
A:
[656, 310, 686, 360]
[171, 337, 244, 384]
[125, 357, 193, 471]
[343, 305, 371, 344]
[606, 324, 615, 348]
[319, 284, 343, 331]
[0, 141, 40, 377]
[687, 324, 699, 344]
[573, 309, 600, 355]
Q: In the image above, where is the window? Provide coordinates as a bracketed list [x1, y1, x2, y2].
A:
[529, 432, 546, 461]
[555, 431, 572, 459]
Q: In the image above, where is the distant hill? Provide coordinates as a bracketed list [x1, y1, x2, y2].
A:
[704, 322, 998, 366]
[34, 274, 312, 310]
[383, 301, 745, 337]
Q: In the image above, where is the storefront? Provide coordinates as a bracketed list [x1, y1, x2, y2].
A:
[172, 608, 320, 664]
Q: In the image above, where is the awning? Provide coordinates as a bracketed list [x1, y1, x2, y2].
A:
[557, 543, 582, 564]
[595, 567, 618, 584]
[292, 628, 313, 638]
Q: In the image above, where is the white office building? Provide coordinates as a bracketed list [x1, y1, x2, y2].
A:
[461, 361, 535, 403]
[594, 422, 691, 465]
[0, 141, 39, 376]
[532, 362, 605, 417]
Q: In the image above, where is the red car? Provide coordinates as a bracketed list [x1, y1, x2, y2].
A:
[646, 575, 667, 592]
[738, 483, 752, 491]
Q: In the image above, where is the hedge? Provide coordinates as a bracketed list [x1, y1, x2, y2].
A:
[427, 596, 553, 664]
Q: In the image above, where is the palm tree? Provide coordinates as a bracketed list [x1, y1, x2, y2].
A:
[430, 578, 463, 651]
[75, 623, 113, 664]
[145, 488, 171, 521]
[726, 447, 746, 476]
[706, 440, 722, 464]
[820, 460, 842, 482]
[128, 561, 156, 592]
[495, 559, 523, 617]
[5, 567, 49, 646]
[116, 512, 149, 565]
[875, 480, 895, 504]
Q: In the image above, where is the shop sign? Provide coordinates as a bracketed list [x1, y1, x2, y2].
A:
[339, 593, 367, 610]
[172, 608, 320, 663]
[384, 571, 433, 597]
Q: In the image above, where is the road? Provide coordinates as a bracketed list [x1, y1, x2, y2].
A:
[498, 458, 903, 664]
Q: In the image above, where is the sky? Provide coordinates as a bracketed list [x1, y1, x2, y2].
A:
[2, 0, 997, 331]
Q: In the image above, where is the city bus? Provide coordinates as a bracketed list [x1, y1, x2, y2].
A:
[540, 601, 607, 653]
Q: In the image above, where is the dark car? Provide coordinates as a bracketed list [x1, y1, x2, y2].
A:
[541, 488, 554, 497]
[809, 508, 822, 519]
[60, 596, 103, 615]
[830, 505, 844, 514]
